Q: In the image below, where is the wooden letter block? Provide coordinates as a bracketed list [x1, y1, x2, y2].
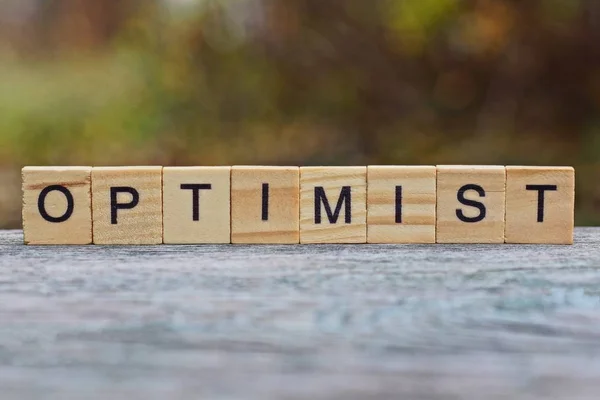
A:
[300, 167, 366, 243]
[505, 166, 574, 244]
[367, 166, 436, 243]
[436, 165, 505, 243]
[22, 166, 92, 245]
[92, 167, 162, 244]
[163, 167, 231, 244]
[231, 166, 299, 244]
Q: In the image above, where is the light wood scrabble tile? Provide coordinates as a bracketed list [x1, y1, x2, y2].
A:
[22, 166, 92, 245]
[367, 166, 436, 243]
[92, 166, 162, 245]
[163, 167, 231, 244]
[505, 166, 574, 244]
[436, 165, 506, 243]
[300, 166, 366, 243]
[231, 166, 299, 244]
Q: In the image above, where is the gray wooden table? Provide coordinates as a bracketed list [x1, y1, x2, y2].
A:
[1, 229, 600, 400]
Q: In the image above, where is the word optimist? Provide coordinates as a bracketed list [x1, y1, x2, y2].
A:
[21, 165, 575, 245]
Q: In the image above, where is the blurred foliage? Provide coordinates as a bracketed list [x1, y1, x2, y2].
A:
[1, 0, 600, 227]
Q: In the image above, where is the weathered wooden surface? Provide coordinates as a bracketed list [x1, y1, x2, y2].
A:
[2, 229, 600, 399]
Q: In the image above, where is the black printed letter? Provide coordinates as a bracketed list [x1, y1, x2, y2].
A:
[395, 185, 402, 223]
[526, 184, 557, 222]
[456, 184, 486, 223]
[110, 187, 139, 225]
[38, 185, 74, 223]
[314, 186, 352, 224]
[262, 183, 269, 221]
[180, 184, 212, 221]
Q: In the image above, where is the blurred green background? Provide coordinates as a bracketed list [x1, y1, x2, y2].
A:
[1, 0, 599, 228]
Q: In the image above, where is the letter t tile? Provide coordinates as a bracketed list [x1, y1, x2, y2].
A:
[163, 167, 231, 244]
[505, 166, 574, 244]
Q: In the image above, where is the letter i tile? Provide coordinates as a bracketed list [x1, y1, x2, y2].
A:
[92, 167, 163, 245]
[367, 166, 436, 243]
[300, 167, 366, 243]
[22, 166, 92, 245]
[436, 165, 505, 243]
[231, 166, 299, 244]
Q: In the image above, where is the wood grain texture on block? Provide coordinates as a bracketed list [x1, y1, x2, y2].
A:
[367, 166, 436, 243]
[505, 166, 574, 244]
[22, 166, 92, 245]
[163, 167, 231, 244]
[300, 167, 366, 244]
[436, 165, 506, 243]
[92, 167, 162, 245]
[231, 166, 299, 244]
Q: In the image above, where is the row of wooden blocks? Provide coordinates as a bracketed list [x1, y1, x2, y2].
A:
[22, 166, 575, 245]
